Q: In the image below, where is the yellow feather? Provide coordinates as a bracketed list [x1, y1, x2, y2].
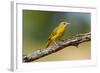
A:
[45, 21, 69, 48]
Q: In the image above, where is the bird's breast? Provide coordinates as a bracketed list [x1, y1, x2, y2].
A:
[57, 27, 65, 34]
[51, 27, 65, 40]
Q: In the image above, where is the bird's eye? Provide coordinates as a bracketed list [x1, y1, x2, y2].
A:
[63, 22, 66, 25]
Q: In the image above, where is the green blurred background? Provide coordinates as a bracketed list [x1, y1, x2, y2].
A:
[23, 10, 91, 62]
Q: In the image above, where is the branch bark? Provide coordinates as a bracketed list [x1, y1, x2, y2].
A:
[23, 32, 91, 62]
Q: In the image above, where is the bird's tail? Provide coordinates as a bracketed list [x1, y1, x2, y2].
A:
[45, 40, 51, 48]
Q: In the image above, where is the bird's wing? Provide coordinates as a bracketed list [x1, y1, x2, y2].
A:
[48, 27, 58, 40]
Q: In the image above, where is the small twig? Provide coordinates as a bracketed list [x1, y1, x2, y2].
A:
[23, 32, 91, 62]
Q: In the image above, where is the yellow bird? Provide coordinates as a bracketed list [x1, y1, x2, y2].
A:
[45, 21, 70, 48]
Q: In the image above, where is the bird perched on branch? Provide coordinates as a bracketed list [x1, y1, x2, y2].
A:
[45, 21, 70, 48]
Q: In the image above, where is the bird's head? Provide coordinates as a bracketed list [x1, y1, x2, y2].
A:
[59, 21, 70, 28]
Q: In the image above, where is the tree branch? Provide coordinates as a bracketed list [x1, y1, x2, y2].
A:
[23, 32, 91, 62]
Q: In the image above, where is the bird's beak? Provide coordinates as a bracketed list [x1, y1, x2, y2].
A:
[67, 23, 70, 25]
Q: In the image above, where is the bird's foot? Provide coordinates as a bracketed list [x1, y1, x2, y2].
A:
[54, 43, 61, 47]
[53, 41, 61, 47]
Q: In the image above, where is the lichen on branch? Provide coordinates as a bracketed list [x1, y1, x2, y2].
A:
[23, 32, 91, 62]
